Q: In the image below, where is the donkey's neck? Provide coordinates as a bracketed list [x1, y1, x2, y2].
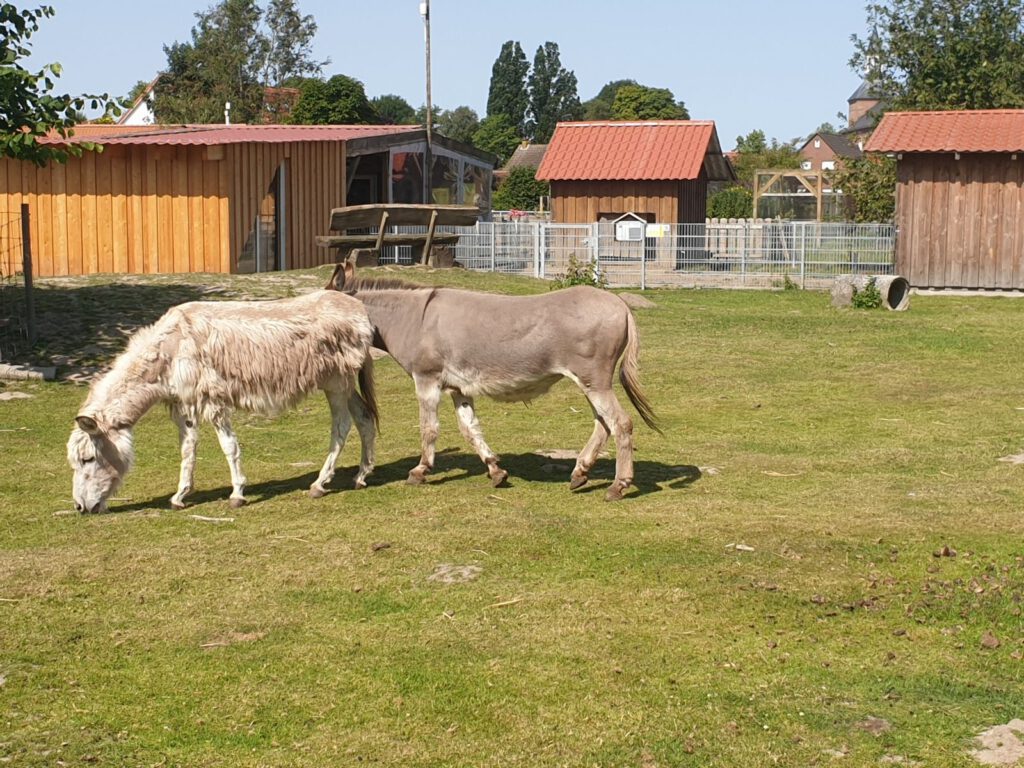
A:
[357, 289, 432, 363]
[85, 327, 174, 428]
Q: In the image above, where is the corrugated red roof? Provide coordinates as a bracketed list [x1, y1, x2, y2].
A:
[536, 121, 718, 181]
[865, 110, 1024, 153]
[42, 123, 421, 146]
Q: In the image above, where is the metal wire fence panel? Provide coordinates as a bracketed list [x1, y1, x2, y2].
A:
[0, 207, 34, 361]
[370, 220, 895, 290]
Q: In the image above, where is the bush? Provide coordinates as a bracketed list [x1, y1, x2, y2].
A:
[492, 166, 550, 211]
[707, 186, 753, 219]
[551, 254, 607, 289]
[852, 277, 883, 309]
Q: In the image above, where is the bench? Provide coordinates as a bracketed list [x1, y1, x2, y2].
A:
[316, 204, 482, 266]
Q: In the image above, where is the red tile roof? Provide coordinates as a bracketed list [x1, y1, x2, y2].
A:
[43, 123, 421, 146]
[536, 121, 719, 181]
[865, 110, 1024, 153]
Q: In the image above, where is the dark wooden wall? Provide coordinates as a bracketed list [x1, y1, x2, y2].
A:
[896, 154, 1024, 288]
[550, 178, 708, 224]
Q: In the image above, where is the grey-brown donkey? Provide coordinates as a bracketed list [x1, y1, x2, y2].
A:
[327, 263, 659, 500]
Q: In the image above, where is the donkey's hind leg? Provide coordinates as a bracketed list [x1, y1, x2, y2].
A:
[582, 389, 634, 501]
[451, 392, 508, 487]
[170, 404, 199, 509]
[408, 374, 442, 484]
[310, 378, 355, 499]
[347, 389, 376, 489]
[570, 412, 611, 492]
[212, 412, 248, 508]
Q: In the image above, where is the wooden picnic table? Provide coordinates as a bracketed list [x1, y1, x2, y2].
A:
[315, 203, 482, 265]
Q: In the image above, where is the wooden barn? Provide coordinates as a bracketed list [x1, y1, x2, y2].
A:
[865, 110, 1024, 289]
[0, 124, 494, 278]
[535, 121, 734, 225]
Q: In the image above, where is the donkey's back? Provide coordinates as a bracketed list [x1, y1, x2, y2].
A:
[167, 290, 374, 415]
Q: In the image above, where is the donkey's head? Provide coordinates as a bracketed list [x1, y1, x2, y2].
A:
[66, 412, 135, 513]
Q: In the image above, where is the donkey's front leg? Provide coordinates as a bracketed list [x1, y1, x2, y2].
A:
[451, 392, 508, 487]
[309, 380, 354, 499]
[408, 374, 442, 484]
[212, 413, 248, 508]
[170, 405, 199, 509]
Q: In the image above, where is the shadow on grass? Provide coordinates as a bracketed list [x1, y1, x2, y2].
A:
[24, 281, 230, 369]
[106, 450, 701, 513]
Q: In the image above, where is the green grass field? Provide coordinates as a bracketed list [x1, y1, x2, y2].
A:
[2, 267, 1022, 767]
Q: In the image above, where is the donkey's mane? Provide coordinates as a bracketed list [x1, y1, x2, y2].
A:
[345, 275, 432, 293]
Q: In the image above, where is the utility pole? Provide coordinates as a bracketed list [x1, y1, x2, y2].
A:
[420, 0, 432, 202]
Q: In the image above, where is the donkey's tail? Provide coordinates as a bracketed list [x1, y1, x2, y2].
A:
[619, 309, 662, 434]
[356, 354, 380, 430]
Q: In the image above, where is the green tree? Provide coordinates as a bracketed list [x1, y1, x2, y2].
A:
[492, 166, 550, 211]
[610, 84, 689, 120]
[436, 105, 479, 145]
[830, 155, 897, 222]
[261, 0, 327, 86]
[582, 79, 637, 120]
[155, 0, 267, 123]
[731, 129, 801, 187]
[371, 93, 416, 125]
[707, 186, 754, 219]
[486, 40, 530, 136]
[289, 74, 377, 124]
[850, 0, 1024, 110]
[527, 42, 582, 143]
[472, 114, 520, 166]
[0, 4, 118, 165]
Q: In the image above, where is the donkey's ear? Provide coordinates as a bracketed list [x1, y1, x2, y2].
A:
[75, 414, 102, 435]
[344, 260, 356, 285]
[326, 262, 347, 291]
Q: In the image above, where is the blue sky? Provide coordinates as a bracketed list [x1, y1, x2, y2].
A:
[27, 0, 870, 149]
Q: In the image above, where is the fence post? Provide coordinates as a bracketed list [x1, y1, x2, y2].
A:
[799, 222, 807, 288]
[488, 222, 496, 273]
[535, 222, 543, 279]
[20, 203, 36, 347]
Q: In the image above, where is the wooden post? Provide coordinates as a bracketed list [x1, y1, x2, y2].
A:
[20, 203, 36, 347]
[421, 208, 438, 264]
[373, 210, 390, 253]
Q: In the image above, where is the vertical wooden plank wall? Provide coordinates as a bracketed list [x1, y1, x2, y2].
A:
[0, 144, 230, 277]
[224, 140, 347, 271]
[550, 178, 709, 225]
[897, 154, 1024, 288]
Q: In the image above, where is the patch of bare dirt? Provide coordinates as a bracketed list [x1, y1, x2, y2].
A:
[427, 564, 482, 584]
[971, 720, 1024, 766]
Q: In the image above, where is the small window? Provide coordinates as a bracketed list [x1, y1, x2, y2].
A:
[821, 160, 836, 171]
[801, 160, 812, 171]
[814, 139, 821, 148]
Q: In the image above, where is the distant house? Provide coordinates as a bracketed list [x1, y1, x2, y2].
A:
[118, 78, 301, 126]
[865, 110, 1024, 289]
[494, 141, 548, 183]
[118, 78, 159, 126]
[843, 80, 885, 144]
[798, 132, 862, 172]
[535, 120, 735, 224]
[0, 123, 493, 278]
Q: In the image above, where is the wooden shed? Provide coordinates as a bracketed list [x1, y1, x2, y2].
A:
[865, 110, 1024, 289]
[0, 124, 494, 278]
[535, 121, 734, 225]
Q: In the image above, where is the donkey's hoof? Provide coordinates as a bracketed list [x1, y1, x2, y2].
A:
[569, 474, 588, 491]
[229, 497, 248, 509]
[170, 500, 187, 510]
[490, 469, 509, 488]
[406, 471, 427, 485]
[308, 486, 326, 499]
[604, 485, 626, 502]
[353, 479, 367, 490]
